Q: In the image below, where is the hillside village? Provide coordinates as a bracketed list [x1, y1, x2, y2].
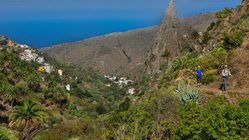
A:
[104, 75, 136, 95]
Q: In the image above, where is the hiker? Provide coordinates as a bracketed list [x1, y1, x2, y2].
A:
[221, 65, 231, 91]
[196, 66, 203, 87]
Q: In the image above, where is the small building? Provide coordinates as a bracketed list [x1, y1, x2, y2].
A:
[66, 84, 71, 91]
[58, 69, 63, 76]
[44, 63, 51, 73]
[31, 53, 39, 61]
[128, 88, 136, 95]
[37, 56, 44, 64]
[105, 83, 112, 87]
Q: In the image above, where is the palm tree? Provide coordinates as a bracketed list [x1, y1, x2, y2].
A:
[27, 73, 40, 92]
[0, 82, 13, 106]
[161, 49, 171, 65]
[9, 99, 45, 140]
[4, 87, 20, 107]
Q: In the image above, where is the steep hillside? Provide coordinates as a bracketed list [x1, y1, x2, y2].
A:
[42, 27, 158, 79]
[42, 13, 216, 79]
[0, 37, 131, 140]
[149, 0, 249, 102]
[180, 12, 217, 31]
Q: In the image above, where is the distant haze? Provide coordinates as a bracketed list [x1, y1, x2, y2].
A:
[0, 0, 241, 48]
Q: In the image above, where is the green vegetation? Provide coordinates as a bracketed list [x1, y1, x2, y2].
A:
[169, 47, 228, 84]
[215, 7, 233, 19]
[202, 32, 211, 44]
[174, 97, 249, 139]
[0, 127, 18, 140]
[10, 99, 45, 140]
[107, 107, 153, 140]
[221, 30, 245, 50]
[175, 83, 201, 104]
[0, 42, 129, 139]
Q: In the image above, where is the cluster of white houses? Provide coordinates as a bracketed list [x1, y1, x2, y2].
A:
[5, 41, 72, 91]
[104, 75, 136, 95]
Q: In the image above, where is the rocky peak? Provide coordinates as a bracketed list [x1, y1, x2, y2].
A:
[146, 0, 190, 74]
[165, 0, 177, 19]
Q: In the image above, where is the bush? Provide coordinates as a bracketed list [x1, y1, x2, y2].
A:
[235, 19, 249, 31]
[202, 32, 211, 44]
[222, 30, 245, 50]
[207, 22, 216, 31]
[107, 108, 153, 140]
[174, 97, 249, 139]
[190, 31, 199, 39]
[215, 7, 233, 19]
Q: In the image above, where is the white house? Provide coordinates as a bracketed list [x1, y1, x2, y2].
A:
[66, 84, 71, 91]
[128, 88, 136, 95]
[37, 56, 44, 64]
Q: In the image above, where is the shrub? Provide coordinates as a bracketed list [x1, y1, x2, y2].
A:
[107, 107, 153, 140]
[236, 19, 249, 31]
[207, 22, 216, 31]
[215, 7, 233, 19]
[169, 54, 198, 78]
[222, 30, 245, 50]
[174, 97, 249, 139]
[190, 31, 199, 39]
[202, 32, 211, 44]
[201, 69, 218, 84]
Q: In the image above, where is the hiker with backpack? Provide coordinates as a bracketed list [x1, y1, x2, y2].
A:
[196, 65, 203, 87]
[221, 65, 231, 91]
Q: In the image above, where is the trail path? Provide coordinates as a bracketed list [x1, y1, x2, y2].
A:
[190, 85, 249, 104]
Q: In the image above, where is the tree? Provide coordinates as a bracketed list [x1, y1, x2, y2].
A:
[4, 86, 21, 107]
[161, 49, 171, 65]
[26, 73, 41, 92]
[9, 99, 45, 140]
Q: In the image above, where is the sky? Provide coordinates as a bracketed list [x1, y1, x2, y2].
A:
[0, 0, 241, 20]
[0, 0, 242, 48]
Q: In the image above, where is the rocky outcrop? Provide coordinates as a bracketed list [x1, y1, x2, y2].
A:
[146, 0, 193, 74]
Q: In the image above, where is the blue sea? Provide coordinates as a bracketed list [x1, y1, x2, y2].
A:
[0, 19, 158, 48]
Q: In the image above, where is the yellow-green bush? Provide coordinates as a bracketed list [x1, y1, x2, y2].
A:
[215, 7, 233, 19]
[221, 30, 245, 50]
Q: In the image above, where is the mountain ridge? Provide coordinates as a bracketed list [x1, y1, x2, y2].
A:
[42, 13, 216, 79]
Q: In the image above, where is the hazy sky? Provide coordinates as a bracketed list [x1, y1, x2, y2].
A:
[0, 0, 241, 20]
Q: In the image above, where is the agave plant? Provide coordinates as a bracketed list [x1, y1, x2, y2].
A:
[175, 82, 201, 104]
